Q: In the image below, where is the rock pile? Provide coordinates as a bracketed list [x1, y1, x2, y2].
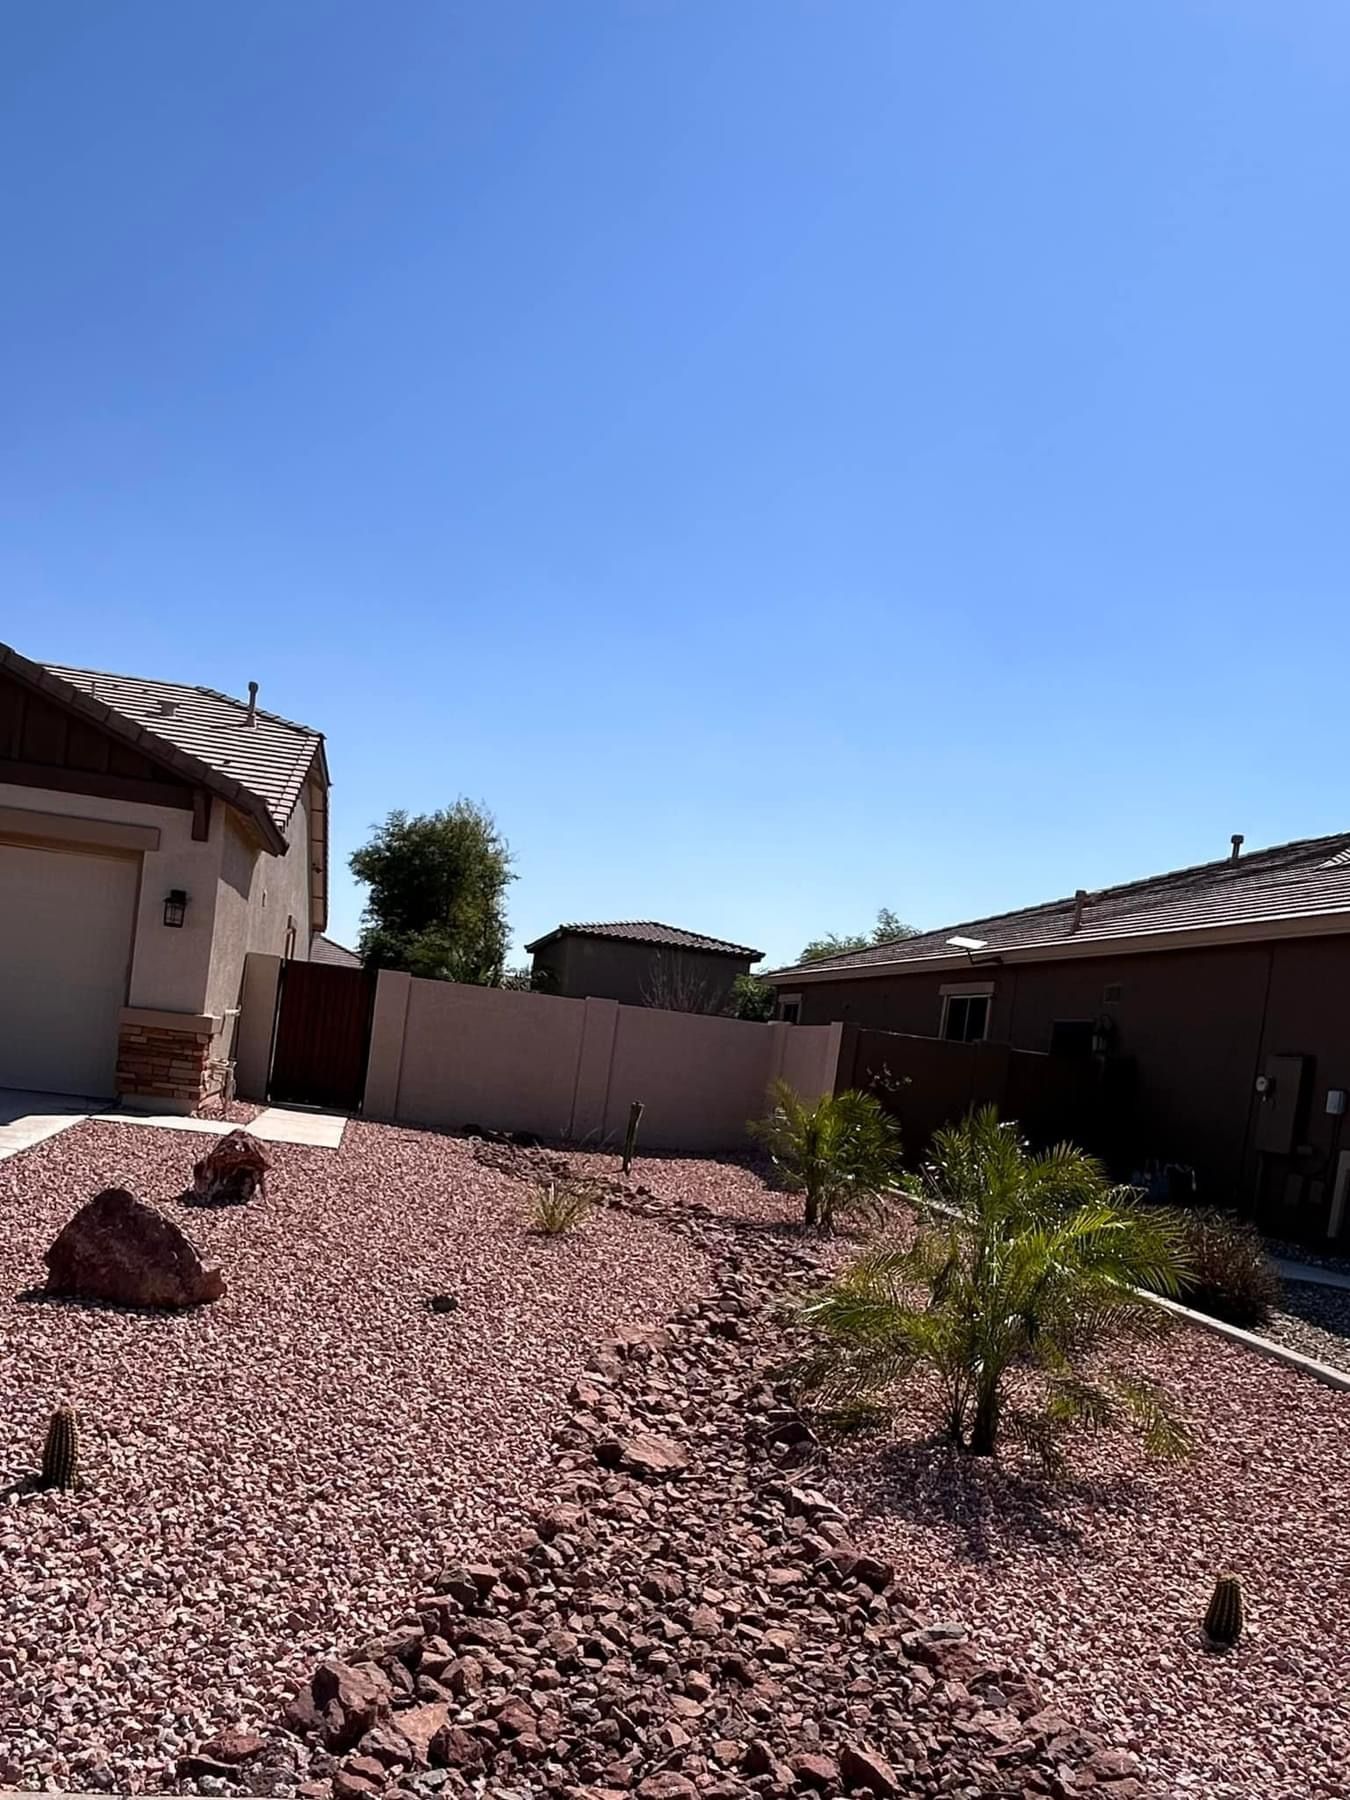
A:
[191, 1129, 271, 1206]
[43, 1186, 225, 1309]
[269, 1176, 1152, 1800]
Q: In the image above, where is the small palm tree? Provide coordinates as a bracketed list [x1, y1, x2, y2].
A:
[751, 1082, 902, 1232]
[802, 1107, 1191, 1463]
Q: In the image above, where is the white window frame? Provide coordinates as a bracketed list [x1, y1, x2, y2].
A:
[777, 996, 803, 1025]
[939, 981, 993, 1044]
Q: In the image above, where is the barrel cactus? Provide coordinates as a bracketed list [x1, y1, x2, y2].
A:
[1203, 1572, 1244, 1646]
[41, 1404, 80, 1492]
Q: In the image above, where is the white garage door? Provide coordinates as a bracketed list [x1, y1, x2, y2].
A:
[0, 842, 139, 1097]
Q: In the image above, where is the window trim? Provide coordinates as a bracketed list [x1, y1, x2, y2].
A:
[940, 990, 991, 1043]
[777, 996, 802, 1025]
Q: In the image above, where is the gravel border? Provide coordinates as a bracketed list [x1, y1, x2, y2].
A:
[1259, 1281, 1350, 1375]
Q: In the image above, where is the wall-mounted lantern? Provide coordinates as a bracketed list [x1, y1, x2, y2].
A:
[163, 889, 188, 928]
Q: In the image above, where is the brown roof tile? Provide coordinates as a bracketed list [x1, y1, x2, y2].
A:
[526, 920, 762, 958]
[767, 832, 1350, 980]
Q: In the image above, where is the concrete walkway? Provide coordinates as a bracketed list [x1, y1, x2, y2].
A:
[0, 1090, 347, 1159]
[90, 1105, 348, 1149]
[0, 1091, 101, 1161]
[1275, 1256, 1350, 1291]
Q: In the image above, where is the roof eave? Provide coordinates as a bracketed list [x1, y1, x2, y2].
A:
[0, 642, 290, 855]
[769, 906, 1350, 984]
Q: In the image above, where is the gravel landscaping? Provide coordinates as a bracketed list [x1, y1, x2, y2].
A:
[828, 1309, 1350, 1799]
[1260, 1280, 1350, 1374]
[1, 1127, 1344, 1799]
[0, 1119, 716, 1793]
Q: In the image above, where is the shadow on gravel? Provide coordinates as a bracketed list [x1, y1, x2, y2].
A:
[1274, 1282, 1350, 1339]
[842, 1434, 1150, 1566]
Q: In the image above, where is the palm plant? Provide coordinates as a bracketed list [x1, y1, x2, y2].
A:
[751, 1082, 902, 1232]
[802, 1106, 1191, 1463]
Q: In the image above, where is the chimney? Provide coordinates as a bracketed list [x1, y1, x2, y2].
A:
[245, 681, 258, 727]
[1069, 888, 1088, 933]
[1230, 833, 1244, 863]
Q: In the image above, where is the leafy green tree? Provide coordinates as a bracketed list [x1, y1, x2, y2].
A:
[751, 1081, 903, 1232]
[728, 973, 778, 1021]
[798, 906, 917, 964]
[351, 803, 514, 985]
[802, 1108, 1191, 1464]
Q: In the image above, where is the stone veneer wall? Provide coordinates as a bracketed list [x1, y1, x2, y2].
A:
[115, 1015, 214, 1110]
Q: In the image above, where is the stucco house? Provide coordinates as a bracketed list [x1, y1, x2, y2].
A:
[765, 832, 1350, 1243]
[526, 920, 762, 1010]
[0, 641, 329, 1110]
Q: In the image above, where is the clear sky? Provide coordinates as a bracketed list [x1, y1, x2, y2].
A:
[4, 2, 1348, 968]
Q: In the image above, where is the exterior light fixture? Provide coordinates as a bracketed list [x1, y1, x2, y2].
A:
[163, 889, 188, 928]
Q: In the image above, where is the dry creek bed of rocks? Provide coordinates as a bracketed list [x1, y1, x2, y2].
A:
[258, 1153, 1153, 1800]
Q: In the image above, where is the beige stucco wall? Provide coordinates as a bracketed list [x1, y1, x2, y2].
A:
[0, 781, 220, 1015]
[394, 978, 589, 1138]
[204, 785, 313, 1043]
[360, 974, 842, 1151]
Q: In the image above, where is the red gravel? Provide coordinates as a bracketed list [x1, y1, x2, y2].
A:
[0, 1119, 714, 1793]
[828, 1324, 1350, 1799]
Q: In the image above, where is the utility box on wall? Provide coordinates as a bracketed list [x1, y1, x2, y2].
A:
[1254, 1053, 1311, 1154]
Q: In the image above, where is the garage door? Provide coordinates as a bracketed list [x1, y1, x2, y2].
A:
[0, 843, 139, 1097]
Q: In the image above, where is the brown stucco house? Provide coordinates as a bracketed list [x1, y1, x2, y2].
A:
[526, 920, 762, 1010]
[766, 833, 1350, 1245]
[0, 640, 330, 1110]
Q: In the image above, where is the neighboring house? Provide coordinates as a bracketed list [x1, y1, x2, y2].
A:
[526, 920, 762, 1010]
[310, 933, 362, 969]
[765, 833, 1350, 1243]
[0, 641, 329, 1110]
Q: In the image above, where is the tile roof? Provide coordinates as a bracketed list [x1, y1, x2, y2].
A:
[310, 933, 362, 969]
[526, 920, 763, 958]
[766, 832, 1350, 980]
[44, 662, 322, 834]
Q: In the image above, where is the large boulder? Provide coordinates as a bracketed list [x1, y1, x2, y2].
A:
[44, 1188, 226, 1309]
[190, 1129, 269, 1206]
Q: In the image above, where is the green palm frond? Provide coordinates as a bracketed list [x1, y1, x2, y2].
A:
[798, 1106, 1191, 1464]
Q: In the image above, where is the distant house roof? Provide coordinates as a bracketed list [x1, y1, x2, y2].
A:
[525, 920, 763, 959]
[0, 641, 326, 856]
[310, 933, 362, 969]
[766, 832, 1350, 982]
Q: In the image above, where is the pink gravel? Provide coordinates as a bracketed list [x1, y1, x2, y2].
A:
[0, 1119, 715, 1792]
[829, 1323, 1350, 1799]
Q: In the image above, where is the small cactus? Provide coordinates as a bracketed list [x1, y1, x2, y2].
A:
[1203, 1572, 1244, 1646]
[41, 1404, 79, 1492]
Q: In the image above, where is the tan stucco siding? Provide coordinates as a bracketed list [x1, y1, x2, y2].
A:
[0, 781, 219, 1015]
[204, 785, 314, 1029]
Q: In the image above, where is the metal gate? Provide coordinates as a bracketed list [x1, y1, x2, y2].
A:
[269, 961, 377, 1110]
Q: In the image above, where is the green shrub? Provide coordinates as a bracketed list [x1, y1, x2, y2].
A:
[530, 1178, 598, 1236]
[750, 1081, 902, 1232]
[1173, 1209, 1281, 1328]
[802, 1107, 1192, 1465]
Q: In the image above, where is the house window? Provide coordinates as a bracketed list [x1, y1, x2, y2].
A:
[777, 996, 802, 1025]
[941, 993, 989, 1043]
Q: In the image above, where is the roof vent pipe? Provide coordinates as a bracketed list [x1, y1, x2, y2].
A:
[1070, 888, 1088, 934]
[1230, 833, 1244, 863]
[245, 681, 258, 727]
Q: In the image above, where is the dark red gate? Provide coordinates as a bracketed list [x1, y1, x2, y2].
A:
[269, 961, 376, 1110]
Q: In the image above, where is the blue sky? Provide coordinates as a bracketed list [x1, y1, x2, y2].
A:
[4, 2, 1349, 968]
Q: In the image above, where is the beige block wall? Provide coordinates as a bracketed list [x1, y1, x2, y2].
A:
[394, 978, 589, 1139]
[359, 972, 842, 1151]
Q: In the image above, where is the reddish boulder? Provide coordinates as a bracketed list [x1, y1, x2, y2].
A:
[310, 1661, 392, 1753]
[190, 1129, 270, 1206]
[839, 1743, 900, 1794]
[44, 1189, 225, 1309]
[198, 1728, 264, 1764]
